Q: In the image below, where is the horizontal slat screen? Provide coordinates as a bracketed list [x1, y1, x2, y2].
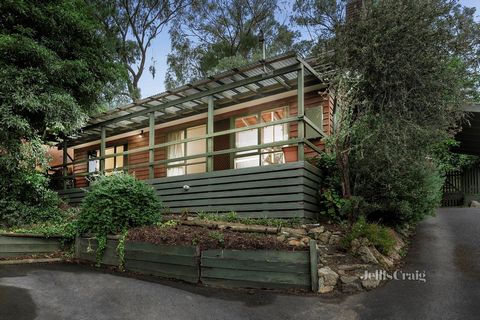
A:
[58, 161, 321, 218]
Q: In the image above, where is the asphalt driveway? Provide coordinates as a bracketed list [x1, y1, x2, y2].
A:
[1, 208, 479, 320]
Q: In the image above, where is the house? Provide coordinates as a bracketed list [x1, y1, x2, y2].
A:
[53, 53, 334, 219]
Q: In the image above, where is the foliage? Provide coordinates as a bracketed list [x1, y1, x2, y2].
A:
[431, 138, 480, 173]
[208, 231, 224, 246]
[116, 230, 128, 271]
[196, 211, 301, 228]
[78, 173, 162, 238]
[165, 0, 304, 89]
[0, 0, 123, 228]
[342, 216, 396, 255]
[302, 0, 479, 225]
[91, 0, 186, 101]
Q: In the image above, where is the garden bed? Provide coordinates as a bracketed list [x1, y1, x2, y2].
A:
[127, 225, 301, 251]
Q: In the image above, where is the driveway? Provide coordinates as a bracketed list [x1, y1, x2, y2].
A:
[1, 208, 479, 320]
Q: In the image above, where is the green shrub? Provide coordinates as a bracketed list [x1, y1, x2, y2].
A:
[342, 216, 396, 255]
[0, 169, 64, 228]
[78, 173, 162, 237]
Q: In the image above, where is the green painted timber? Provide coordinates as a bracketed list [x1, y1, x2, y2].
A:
[75, 238, 318, 291]
[200, 249, 311, 290]
[76, 238, 119, 266]
[124, 241, 200, 283]
[58, 161, 321, 219]
[0, 234, 62, 258]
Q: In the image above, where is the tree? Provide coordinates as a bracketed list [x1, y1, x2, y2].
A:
[93, 0, 187, 101]
[165, 0, 303, 89]
[0, 0, 123, 226]
[301, 0, 480, 224]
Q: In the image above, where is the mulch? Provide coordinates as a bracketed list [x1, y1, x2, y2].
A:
[127, 225, 306, 251]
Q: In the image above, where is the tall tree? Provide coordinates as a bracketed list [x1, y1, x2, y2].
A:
[298, 0, 480, 224]
[165, 0, 302, 89]
[93, 0, 187, 101]
[0, 0, 122, 226]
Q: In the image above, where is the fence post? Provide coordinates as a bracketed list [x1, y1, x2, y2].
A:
[309, 239, 318, 292]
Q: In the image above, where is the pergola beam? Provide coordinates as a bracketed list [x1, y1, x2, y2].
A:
[80, 64, 300, 133]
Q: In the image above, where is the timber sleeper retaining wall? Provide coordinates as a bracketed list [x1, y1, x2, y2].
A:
[76, 237, 318, 291]
[0, 233, 63, 258]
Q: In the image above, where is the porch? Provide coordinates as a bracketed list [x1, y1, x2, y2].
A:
[51, 54, 331, 218]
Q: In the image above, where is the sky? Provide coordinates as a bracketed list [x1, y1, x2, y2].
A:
[137, 0, 480, 98]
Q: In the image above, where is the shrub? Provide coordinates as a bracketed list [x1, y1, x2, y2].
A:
[78, 173, 162, 237]
[342, 216, 396, 255]
[0, 169, 64, 228]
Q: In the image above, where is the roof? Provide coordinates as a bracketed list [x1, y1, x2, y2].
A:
[454, 104, 480, 155]
[65, 53, 330, 146]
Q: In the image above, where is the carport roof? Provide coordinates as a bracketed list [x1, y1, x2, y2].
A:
[454, 104, 480, 155]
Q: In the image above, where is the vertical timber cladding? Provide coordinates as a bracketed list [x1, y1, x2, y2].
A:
[150, 161, 321, 218]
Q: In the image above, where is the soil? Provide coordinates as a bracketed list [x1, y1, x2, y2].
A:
[128, 225, 307, 251]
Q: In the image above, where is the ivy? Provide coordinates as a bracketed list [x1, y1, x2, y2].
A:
[116, 230, 128, 271]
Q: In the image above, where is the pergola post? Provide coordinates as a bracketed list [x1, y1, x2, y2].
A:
[100, 126, 106, 174]
[63, 139, 68, 190]
[297, 64, 305, 161]
[207, 96, 214, 172]
[149, 112, 155, 179]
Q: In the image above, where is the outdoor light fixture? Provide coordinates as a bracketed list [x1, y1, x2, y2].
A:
[139, 130, 144, 138]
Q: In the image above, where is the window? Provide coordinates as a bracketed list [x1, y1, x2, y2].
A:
[88, 145, 126, 174]
[234, 107, 288, 169]
[305, 106, 323, 138]
[167, 125, 206, 176]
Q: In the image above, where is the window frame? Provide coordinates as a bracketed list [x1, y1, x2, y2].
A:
[232, 106, 289, 168]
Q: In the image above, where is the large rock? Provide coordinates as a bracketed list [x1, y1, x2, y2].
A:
[318, 230, 332, 244]
[358, 246, 379, 264]
[318, 266, 339, 293]
[308, 226, 325, 238]
[328, 234, 342, 245]
[340, 275, 363, 293]
[470, 200, 480, 208]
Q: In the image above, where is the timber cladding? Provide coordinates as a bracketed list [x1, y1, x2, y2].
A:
[0, 234, 62, 258]
[58, 161, 321, 219]
[75, 237, 315, 291]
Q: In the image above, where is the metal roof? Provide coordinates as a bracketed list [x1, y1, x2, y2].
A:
[66, 53, 329, 146]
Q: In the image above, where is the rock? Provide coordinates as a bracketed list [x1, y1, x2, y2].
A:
[318, 285, 335, 293]
[318, 267, 339, 293]
[318, 267, 339, 287]
[300, 236, 310, 245]
[340, 275, 363, 293]
[287, 239, 306, 247]
[282, 227, 307, 237]
[358, 246, 379, 264]
[337, 264, 370, 271]
[470, 200, 480, 208]
[318, 231, 332, 244]
[377, 255, 394, 269]
[389, 250, 401, 261]
[328, 234, 342, 245]
[351, 239, 361, 253]
[308, 226, 325, 239]
[361, 278, 381, 290]
[370, 246, 394, 269]
[276, 235, 286, 242]
[340, 275, 358, 284]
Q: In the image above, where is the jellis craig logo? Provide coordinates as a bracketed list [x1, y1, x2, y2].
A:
[361, 270, 427, 283]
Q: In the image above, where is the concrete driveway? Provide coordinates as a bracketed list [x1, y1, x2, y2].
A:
[1, 208, 479, 320]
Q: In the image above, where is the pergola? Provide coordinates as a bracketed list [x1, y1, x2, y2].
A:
[56, 53, 332, 189]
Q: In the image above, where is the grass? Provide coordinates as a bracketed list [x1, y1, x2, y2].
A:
[196, 211, 301, 228]
[342, 216, 396, 255]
